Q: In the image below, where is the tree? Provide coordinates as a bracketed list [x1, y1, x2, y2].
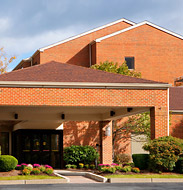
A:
[0, 47, 16, 74]
[91, 61, 150, 153]
[91, 60, 141, 78]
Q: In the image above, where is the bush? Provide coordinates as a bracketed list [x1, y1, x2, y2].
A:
[175, 157, 183, 173]
[115, 166, 122, 171]
[71, 164, 77, 169]
[31, 168, 41, 175]
[121, 166, 132, 172]
[90, 164, 95, 169]
[21, 163, 27, 170]
[16, 165, 22, 170]
[79, 163, 84, 169]
[39, 166, 46, 172]
[64, 145, 99, 165]
[22, 168, 31, 175]
[131, 167, 140, 173]
[143, 136, 183, 172]
[25, 166, 33, 171]
[45, 168, 53, 175]
[132, 154, 149, 170]
[85, 164, 89, 169]
[114, 154, 131, 164]
[0, 155, 18, 172]
[65, 164, 72, 169]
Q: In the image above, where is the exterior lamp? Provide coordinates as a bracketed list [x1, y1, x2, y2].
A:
[105, 125, 111, 136]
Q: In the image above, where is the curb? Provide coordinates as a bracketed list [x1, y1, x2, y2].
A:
[109, 178, 183, 183]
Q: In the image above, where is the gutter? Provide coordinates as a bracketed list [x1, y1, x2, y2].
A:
[0, 81, 171, 89]
[170, 110, 183, 113]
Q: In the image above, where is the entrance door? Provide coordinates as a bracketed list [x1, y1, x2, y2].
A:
[12, 130, 63, 168]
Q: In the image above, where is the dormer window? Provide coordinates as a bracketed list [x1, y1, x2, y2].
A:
[125, 57, 134, 69]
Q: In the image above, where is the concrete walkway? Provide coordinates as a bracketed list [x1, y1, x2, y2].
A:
[54, 170, 101, 183]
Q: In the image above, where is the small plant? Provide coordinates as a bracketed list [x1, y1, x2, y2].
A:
[45, 168, 53, 175]
[21, 163, 27, 170]
[22, 168, 31, 175]
[33, 164, 41, 168]
[15, 165, 22, 170]
[65, 164, 72, 169]
[90, 164, 95, 169]
[115, 166, 122, 171]
[44, 165, 53, 169]
[31, 168, 41, 175]
[121, 166, 132, 172]
[131, 167, 140, 173]
[25, 166, 33, 171]
[27, 164, 33, 169]
[79, 163, 84, 169]
[71, 165, 77, 169]
[39, 166, 46, 172]
[85, 164, 89, 169]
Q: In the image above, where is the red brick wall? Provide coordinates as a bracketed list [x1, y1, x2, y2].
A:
[95, 24, 183, 85]
[39, 21, 132, 67]
[170, 114, 183, 138]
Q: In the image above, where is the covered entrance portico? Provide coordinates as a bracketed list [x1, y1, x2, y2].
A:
[0, 61, 170, 168]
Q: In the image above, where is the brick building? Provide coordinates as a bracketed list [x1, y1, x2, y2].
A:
[0, 18, 182, 167]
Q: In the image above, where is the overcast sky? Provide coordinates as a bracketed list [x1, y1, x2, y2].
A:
[1, 0, 183, 70]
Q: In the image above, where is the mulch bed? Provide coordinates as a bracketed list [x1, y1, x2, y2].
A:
[0, 170, 57, 177]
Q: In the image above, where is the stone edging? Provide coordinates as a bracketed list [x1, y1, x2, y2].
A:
[109, 178, 183, 183]
[85, 172, 108, 183]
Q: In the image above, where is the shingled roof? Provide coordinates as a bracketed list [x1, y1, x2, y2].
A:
[0, 61, 167, 84]
[170, 87, 183, 110]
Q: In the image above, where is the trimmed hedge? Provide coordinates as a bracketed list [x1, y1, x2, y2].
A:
[0, 155, 18, 172]
[132, 154, 149, 170]
[64, 145, 99, 165]
[175, 157, 183, 173]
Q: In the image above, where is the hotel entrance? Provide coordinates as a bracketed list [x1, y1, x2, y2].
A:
[12, 130, 63, 168]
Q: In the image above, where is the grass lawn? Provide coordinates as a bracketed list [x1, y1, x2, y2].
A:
[106, 174, 183, 178]
[0, 175, 62, 180]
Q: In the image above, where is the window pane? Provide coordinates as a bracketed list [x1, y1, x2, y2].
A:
[125, 57, 134, 69]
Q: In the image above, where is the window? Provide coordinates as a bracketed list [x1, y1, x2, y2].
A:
[0, 132, 9, 155]
[125, 57, 134, 69]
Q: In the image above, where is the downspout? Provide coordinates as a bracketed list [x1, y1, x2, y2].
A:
[167, 87, 170, 136]
[89, 43, 92, 67]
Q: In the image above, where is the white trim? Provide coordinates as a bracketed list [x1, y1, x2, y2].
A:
[95, 21, 183, 42]
[0, 81, 171, 89]
[170, 110, 183, 113]
[167, 88, 169, 136]
[39, 18, 135, 51]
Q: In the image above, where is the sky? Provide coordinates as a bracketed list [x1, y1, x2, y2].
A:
[0, 0, 183, 70]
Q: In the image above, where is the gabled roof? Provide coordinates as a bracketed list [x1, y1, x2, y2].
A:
[0, 61, 169, 88]
[169, 87, 183, 111]
[95, 21, 183, 42]
[39, 18, 135, 52]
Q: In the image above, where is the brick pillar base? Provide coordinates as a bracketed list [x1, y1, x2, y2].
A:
[100, 121, 113, 164]
[150, 107, 168, 139]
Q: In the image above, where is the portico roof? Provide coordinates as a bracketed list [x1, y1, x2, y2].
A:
[0, 61, 169, 89]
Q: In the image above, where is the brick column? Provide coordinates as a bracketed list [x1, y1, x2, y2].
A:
[99, 121, 113, 164]
[150, 107, 168, 139]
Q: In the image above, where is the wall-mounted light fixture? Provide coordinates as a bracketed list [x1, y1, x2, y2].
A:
[61, 114, 65, 120]
[127, 108, 133, 112]
[105, 125, 111, 136]
[14, 113, 18, 119]
[110, 111, 115, 117]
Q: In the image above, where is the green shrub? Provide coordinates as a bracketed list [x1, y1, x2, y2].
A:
[121, 166, 132, 172]
[45, 168, 53, 175]
[39, 166, 46, 172]
[90, 164, 95, 169]
[115, 166, 122, 171]
[143, 136, 183, 172]
[114, 153, 131, 164]
[22, 168, 30, 175]
[31, 168, 41, 175]
[0, 155, 18, 172]
[175, 157, 183, 173]
[79, 163, 84, 169]
[85, 164, 89, 169]
[25, 166, 33, 171]
[131, 167, 140, 173]
[65, 164, 72, 169]
[132, 154, 149, 170]
[64, 145, 99, 165]
[71, 165, 77, 169]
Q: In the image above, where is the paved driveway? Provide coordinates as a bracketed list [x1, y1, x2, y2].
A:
[0, 183, 183, 190]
